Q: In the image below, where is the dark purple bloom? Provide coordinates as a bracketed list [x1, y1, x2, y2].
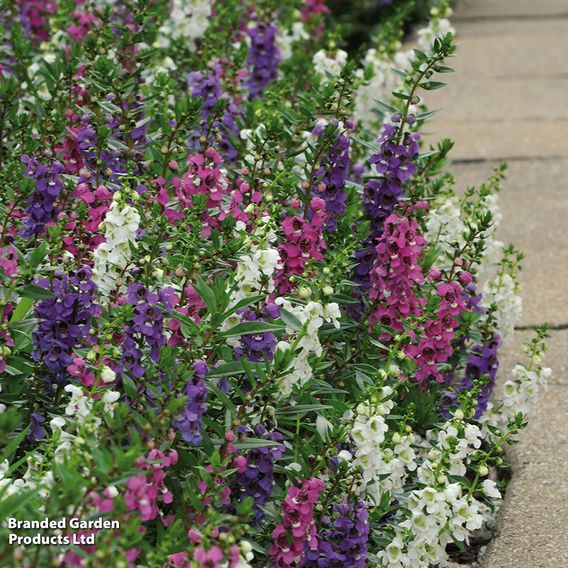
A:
[126, 285, 167, 363]
[120, 336, 146, 379]
[172, 361, 208, 445]
[28, 412, 46, 442]
[32, 268, 99, 383]
[247, 22, 281, 99]
[440, 333, 501, 419]
[313, 127, 351, 232]
[301, 498, 369, 567]
[229, 424, 285, 523]
[234, 309, 276, 362]
[20, 155, 64, 239]
[188, 64, 242, 160]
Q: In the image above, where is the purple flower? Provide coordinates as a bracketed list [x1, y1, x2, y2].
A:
[314, 128, 351, 232]
[126, 285, 166, 363]
[229, 425, 285, 523]
[32, 268, 99, 383]
[120, 336, 145, 379]
[301, 498, 369, 567]
[247, 22, 281, 99]
[20, 155, 64, 239]
[188, 64, 242, 160]
[28, 412, 46, 442]
[188, 69, 223, 119]
[440, 333, 501, 419]
[234, 309, 276, 362]
[172, 361, 208, 445]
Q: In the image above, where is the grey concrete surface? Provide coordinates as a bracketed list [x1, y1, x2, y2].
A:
[425, 1, 568, 566]
[481, 331, 568, 568]
[453, 0, 568, 20]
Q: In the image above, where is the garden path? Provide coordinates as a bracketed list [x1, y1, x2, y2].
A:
[426, 1, 568, 566]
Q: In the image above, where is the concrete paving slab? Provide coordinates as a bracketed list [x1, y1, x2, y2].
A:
[481, 330, 568, 568]
[425, 119, 568, 161]
[453, 0, 568, 20]
[448, 32, 568, 79]
[455, 18, 568, 38]
[426, 78, 568, 122]
[450, 158, 568, 190]
[446, 160, 568, 327]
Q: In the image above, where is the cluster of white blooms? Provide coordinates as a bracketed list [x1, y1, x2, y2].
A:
[313, 49, 348, 81]
[0, 456, 54, 498]
[278, 22, 309, 60]
[93, 194, 140, 300]
[379, 483, 484, 568]
[481, 362, 551, 437]
[220, 217, 282, 346]
[417, 421, 482, 482]
[155, 0, 212, 49]
[350, 390, 418, 502]
[425, 195, 466, 263]
[2, 385, 121, 500]
[481, 273, 522, 344]
[379, 420, 491, 568]
[142, 55, 178, 86]
[417, 17, 455, 54]
[64, 384, 120, 426]
[231, 217, 282, 304]
[273, 299, 341, 395]
[240, 124, 268, 167]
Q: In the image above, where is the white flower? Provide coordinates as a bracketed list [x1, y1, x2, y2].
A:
[481, 479, 502, 500]
[102, 391, 121, 415]
[313, 49, 348, 80]
[156, 0, 212, 49]
[481, 273, 522, 344]
[93, 198, 140, 300]
[278, 22, 308, 60]
[100, 365, 116, 384]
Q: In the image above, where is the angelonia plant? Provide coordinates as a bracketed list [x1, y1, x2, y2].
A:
[0, 1, 550, 567]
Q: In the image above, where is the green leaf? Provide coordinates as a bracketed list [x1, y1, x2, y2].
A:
[222, 295, 265, 320]
[233, 438, 285, 450]
[0, 487, 40, 522]
[279, 308, 302, 332]
[219, 321, 284, 338]
[434, 65, 454, 73]
[10, 297, 34, 322]
[416, 109, 439, 121]
[16, 284, 54, 300]
[122, 376, 138, 400]
[206, 361, 245, 378]
[27, 243, 48, 270]
[276, 404, 333, 417]
[193, 276, 217, 315]
[0, 427, 29, 463]
[420, 81, 446, 91]
[351, 136, 380, 154]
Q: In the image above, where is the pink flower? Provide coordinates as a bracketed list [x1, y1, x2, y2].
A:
[193, 546, 224, 568]
[0, 245, 18, 276]
[269, 478, 324, 566]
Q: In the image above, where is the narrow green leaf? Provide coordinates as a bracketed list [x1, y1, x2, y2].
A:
[16, 284, 54, 300]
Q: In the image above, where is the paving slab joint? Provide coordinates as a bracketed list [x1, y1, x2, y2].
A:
[453, 13, 568, 23]
[515, 323, 568, 331]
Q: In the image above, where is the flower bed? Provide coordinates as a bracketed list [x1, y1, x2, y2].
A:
[0, 1, 551, 567]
